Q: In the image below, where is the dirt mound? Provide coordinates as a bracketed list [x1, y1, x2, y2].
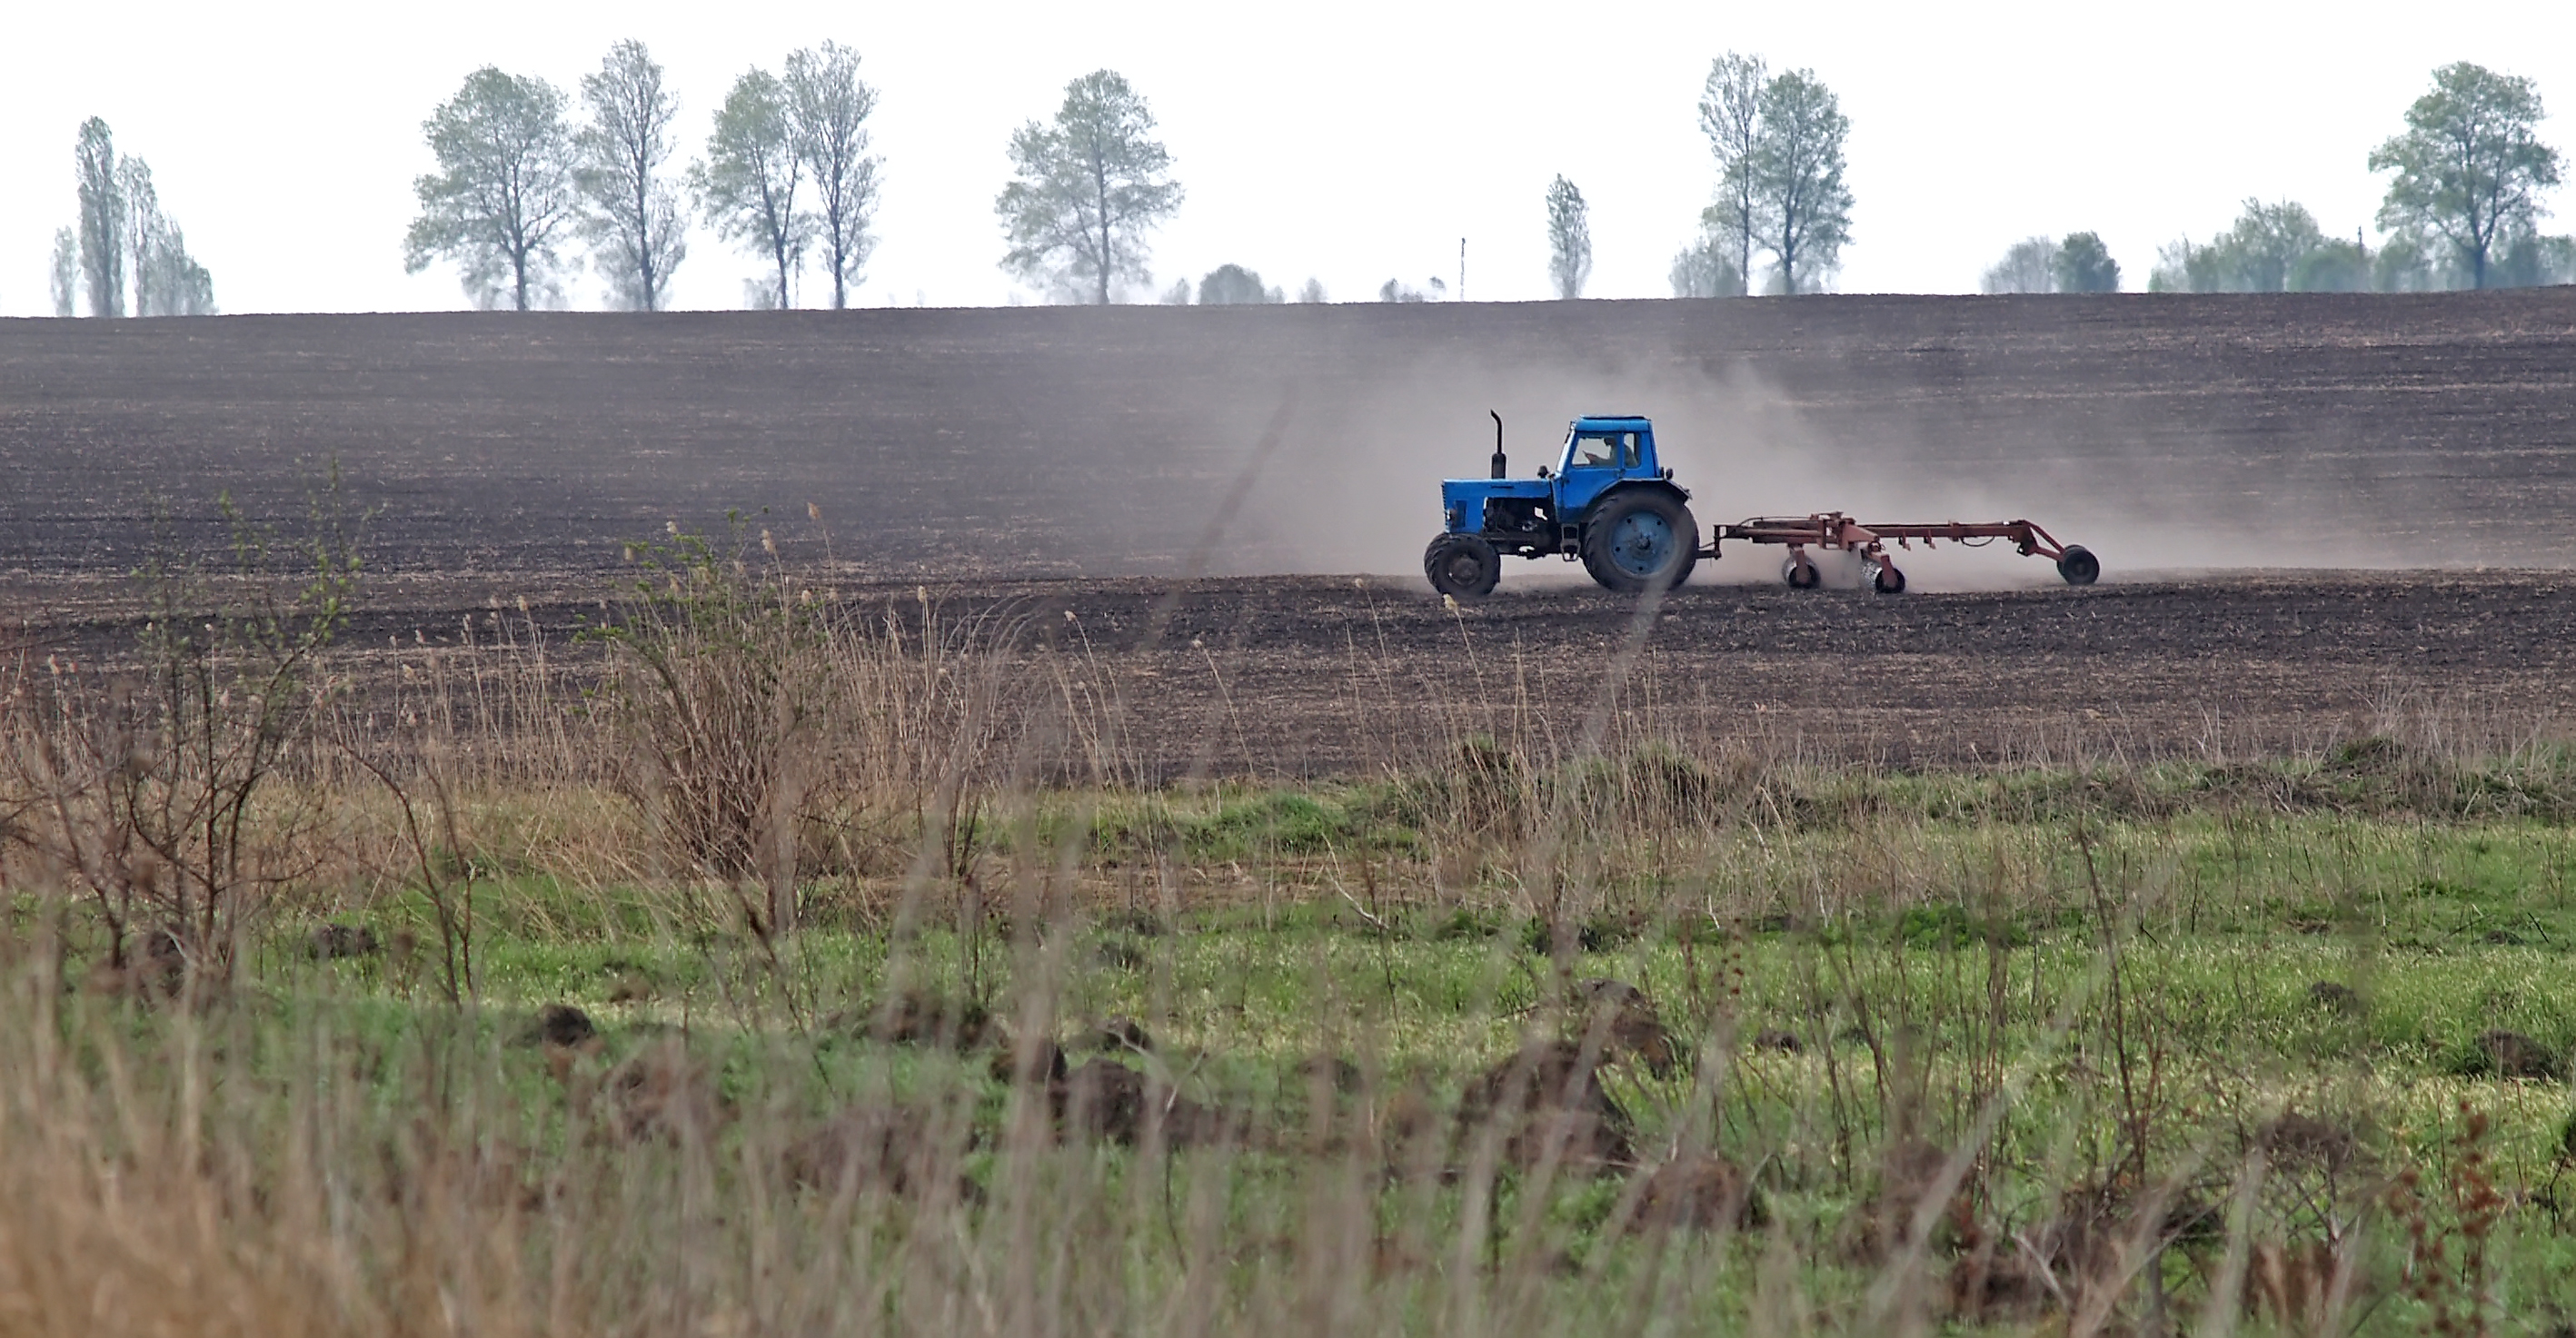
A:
[1454, 1040, 1635, 1172]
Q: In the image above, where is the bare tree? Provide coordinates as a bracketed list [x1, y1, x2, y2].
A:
[75, 118, 123, 317]
[694, 68, 808, 309]
[49, 228, 78, 316]
[996, 70, 1183, 303]
[1696, 53, 1766, 295]
[2371, 62, 2562, 289]
[786, 42, 882, 310]
[1296, 277, 1327, 302]
[577, 40, 689, 312]
[1981, 236, 2059, 293]
[405, 68, 581, 311]
[1545, 175, 1592, 299]
[1749, 68, 1853, 293]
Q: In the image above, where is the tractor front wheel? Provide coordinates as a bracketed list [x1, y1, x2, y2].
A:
[1424, 532, 1501, 600]
[2056, 545, 2100, 586]
[1580, 491, 1697, 594]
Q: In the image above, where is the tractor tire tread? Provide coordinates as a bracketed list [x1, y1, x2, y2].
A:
[1578, 491, 1696, 595]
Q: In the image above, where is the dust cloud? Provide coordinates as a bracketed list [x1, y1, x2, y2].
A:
[1201, 301, 2557, 592]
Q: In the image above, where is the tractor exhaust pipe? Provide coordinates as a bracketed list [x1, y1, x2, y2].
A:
[1489, 410, 1506, 479]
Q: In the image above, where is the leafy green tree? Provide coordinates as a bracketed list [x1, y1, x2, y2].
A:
[2372, 233, 2438, 291]
[48, 228, 78, 317]
[2054, 232, 2120, 292]
[2215, 199, 2324, 292]
[1981, 236, 2058, 293]
[2492, 231, 2576, 287]
[405, 68, 580, 311]
[1545, 175, 1592, 299]
[785, 42, 880, 309]
[75, 118, 123, 317]
[694, 68, 808, 310]
[2290, 239, 2370, 292]
[2369, 63, 2562, 289]
[119, 157, 163, 314]
[1749, 69, 1853, 293]
[2146, 238, 2220, 292]
[113, 156, 215, 316]
[1668, 232, 1744, 298]
[65, 122, 213, 317]
[1198, 263, 1280, 304]
[2151, 201, 2337, 292]
[996, 70, 1183, 304]
[1695, 53, 1766, 293]
[577, 40, 688, 312]
[135, 225, 216, 315]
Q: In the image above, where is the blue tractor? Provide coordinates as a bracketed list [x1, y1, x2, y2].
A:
[1425, 412, 1698, 598]
[1425, 412, 2101, 599]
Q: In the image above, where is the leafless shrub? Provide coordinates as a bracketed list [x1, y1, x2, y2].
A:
[587, 523, 1024, 934]
[1, 486, 360, 979]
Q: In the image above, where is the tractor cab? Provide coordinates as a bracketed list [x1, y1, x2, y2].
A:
[1428, 414, 1698, 599]
[1547, 417, 1666, 516]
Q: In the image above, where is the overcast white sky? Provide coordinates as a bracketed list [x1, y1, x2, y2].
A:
[3, 0, 2571, 315]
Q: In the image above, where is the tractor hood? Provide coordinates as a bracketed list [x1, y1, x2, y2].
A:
[1439, 477, 1550, 532]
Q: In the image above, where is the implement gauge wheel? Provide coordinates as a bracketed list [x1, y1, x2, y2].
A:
[2056, 545, 2100, 586]
[1580, 491, 1697, 594]
[1424, 532, 1502, 600]
[1783, 556, 1822, 590]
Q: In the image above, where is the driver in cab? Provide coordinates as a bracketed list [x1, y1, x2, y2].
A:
[1574, 432, 1623, 468]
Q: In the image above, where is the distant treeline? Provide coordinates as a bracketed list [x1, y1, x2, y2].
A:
[35, 54, 2567, 313]
[1977, 64, 2567, 296]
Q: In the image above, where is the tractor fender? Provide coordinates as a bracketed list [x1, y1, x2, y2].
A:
[1578, 480, 1694, 526]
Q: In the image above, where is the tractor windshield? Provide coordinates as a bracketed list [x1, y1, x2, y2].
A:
[1570, 431, 1632, 469]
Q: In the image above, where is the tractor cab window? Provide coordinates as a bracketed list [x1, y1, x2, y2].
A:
[1572, 432, 1626, 468]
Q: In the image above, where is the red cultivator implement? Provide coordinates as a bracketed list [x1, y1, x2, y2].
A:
[1711, 513, 2099, 594]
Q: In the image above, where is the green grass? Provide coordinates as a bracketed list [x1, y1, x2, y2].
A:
[19, 759, 2576, 1334]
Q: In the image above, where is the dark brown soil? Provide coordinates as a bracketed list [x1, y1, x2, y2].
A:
[4, 291, 2574, 578]
[12, 568, 2576, 773]
[8, 296, 2575, 772]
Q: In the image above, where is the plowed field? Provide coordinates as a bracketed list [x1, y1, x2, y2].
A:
[6, 293, 2573, 770]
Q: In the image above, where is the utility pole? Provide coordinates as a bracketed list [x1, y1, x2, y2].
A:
[1458, 237, 1467, 302]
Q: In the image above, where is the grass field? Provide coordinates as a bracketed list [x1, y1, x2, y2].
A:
[9, 536, 2576, 1335]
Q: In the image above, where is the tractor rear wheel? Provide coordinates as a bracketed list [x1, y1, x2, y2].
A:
[2056, 545, 2100, 586]
[1424, 532, 1501, 600]
[1580, 491, 1696, 594]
